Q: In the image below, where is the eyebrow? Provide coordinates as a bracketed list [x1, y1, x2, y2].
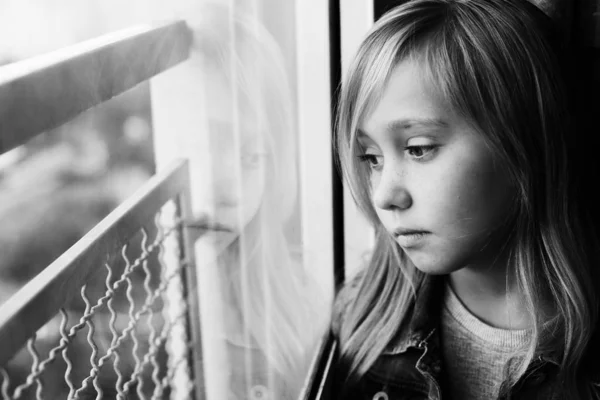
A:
[358, 118, 449, 138]
[388, 118, 449, 131]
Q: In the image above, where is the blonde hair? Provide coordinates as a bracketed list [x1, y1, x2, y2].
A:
[335, 0, 599, 397]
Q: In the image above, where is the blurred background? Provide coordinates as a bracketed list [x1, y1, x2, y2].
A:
[0, 0, 165, 301]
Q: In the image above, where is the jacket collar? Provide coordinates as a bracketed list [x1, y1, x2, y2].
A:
[382, 274, 445, 355]
[381, 273, 562, 367]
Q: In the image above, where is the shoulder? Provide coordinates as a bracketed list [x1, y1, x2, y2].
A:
[330, 269, 365, 338]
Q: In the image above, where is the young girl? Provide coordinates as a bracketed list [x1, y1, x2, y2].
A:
[332, 0, 600, 399]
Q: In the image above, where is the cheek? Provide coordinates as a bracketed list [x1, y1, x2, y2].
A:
[241, 170, 265, 221]
[370, 174, 390, 225]
[433, 152, 513, 237]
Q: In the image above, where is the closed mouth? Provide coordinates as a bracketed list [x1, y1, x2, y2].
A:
[393, 229, 430, 238]
[185, 215, 233, 232]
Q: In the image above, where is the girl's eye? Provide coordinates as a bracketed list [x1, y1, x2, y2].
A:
[357, 154, 383, 170]
[405, 145, 437, 160]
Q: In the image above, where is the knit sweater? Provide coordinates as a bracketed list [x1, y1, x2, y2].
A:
[441, 284, 531, 400]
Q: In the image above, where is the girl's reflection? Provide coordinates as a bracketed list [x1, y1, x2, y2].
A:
[186, 4, 327, 399]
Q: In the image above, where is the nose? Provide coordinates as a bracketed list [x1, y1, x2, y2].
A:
[214, 174, 241, 208]
[372, 165, 412, 211]
[209, 153, 239, 208]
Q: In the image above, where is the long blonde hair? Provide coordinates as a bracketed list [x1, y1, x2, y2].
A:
[335, 0, 599, 397]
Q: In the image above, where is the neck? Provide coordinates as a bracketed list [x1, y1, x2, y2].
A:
[448, 257, 532, 330]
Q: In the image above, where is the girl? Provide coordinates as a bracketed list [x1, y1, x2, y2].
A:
[332, 0, 600, 399]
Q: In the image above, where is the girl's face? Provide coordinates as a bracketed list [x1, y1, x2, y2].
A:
[358, 59, 515, 274]
[191, 67, 268, 251]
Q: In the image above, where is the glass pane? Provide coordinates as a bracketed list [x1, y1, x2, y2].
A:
[0, 0, 335, 396]
[191, 5, 331, 398]
[150, 1, 335, 398]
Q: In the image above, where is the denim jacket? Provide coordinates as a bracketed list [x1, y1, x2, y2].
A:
[330, 272, 600, 400]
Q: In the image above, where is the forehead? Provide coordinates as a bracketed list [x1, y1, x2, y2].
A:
[359, 59, 452, 137]
[203, 66, 265, 125]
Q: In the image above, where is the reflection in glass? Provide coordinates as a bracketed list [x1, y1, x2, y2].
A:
[185, 4, 328, 399]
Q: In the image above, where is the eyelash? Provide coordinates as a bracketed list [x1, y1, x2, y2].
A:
[357, 154, 382, 170]
[405, 145, 437, 159]
[357, 145, 438, 169]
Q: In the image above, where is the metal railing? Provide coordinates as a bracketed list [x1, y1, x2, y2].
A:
[0, 20, 203, 400]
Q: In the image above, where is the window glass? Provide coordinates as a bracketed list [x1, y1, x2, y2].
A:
[0, 0, 334, 397]
[152, 3, 333, 398]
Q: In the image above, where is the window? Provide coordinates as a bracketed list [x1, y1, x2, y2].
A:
[151, 3, 335, 397]
[1, 1, 336, 399]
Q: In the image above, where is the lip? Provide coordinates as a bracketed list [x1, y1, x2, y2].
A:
[184, 214, 233, 233]
[392, 228, 429, 237]
[393, 228, 430, 248]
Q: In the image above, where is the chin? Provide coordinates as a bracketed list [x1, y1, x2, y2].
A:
[412, 264, 453, 276]
[195, 230, 239, 253]
[403, 251, 462, 276]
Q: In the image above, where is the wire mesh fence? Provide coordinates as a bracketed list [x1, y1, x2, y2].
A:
[0, 19, 198, 399]
[0, 162, 199, 400]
